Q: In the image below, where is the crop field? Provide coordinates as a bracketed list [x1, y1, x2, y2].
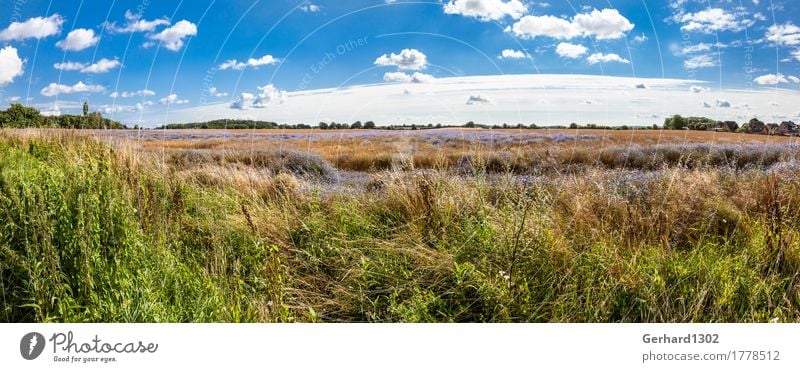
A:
[2, 128, 800, 322]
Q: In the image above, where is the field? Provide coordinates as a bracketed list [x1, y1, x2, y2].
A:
[2, 128, 800, 322]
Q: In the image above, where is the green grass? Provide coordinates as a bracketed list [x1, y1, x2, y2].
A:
[0, 131, 798, 322]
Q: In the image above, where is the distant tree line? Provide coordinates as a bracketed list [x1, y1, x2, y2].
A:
[0, 103, 126, 129]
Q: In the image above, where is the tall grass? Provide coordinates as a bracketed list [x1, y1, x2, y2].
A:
[1, 130, 798, 322]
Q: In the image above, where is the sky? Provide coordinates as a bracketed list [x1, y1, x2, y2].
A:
[0, 0, 799, 127]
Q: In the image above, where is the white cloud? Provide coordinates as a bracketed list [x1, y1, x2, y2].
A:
[586, 53, 630, 64]
[679, 42, 727, 55]
[300, 4, 321, 12]
[765, 23, 800, 46]
[443, 0, 527, 22]
[160, 93, 189, 105]
[555, 42, 587, 58]
[229, 92, 255, 110]
[229, 84, 287, 110]
[754, 73, 789, 85]
[218, 54, 281, 70]
[498, 49, 528, 59]
[40, 81, 104, 96]
[374, 49, 428, 70]
[0, 14, 63, 41]
[208, 86, 228, 97]
[105, 10, 170, 33]
[509, 15, 580, 40]
[684, 54, 717, 69]
[793, 50, 800, 62]
[146, 20, 197, 51]
[56, 29, 100, 51]
[0, 46, 25, 86]
[788, 76, 800, 83]
[677, 8, 751, 33]
[510, 8, 633, 40]
[690, 85, 710, 93]
[632, 33, 648, 43]
[383, 72, 435, 83]
[57, 58, 120, 73]
[572, 8, 635, 40]
[40, 104, 61, 117]
[466, 93, 493, 105]
[716, 99, 731, 108]
[53, 62, 85, 71]
[110, 89, 155, 98]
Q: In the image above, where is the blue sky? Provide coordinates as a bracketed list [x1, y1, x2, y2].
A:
[0, 0, 799, 126]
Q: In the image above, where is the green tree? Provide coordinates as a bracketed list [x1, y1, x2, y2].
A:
[664, 115, 687, 130]
[0, 103, 43, 128]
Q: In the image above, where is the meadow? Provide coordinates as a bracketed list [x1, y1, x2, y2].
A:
[1, 128, 800, 322]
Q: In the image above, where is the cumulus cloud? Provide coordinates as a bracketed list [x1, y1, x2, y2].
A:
[56, 29, 100, 51]
[572, 8, 635, 39]
[229, 84, 287, 110]
[229, 93, 255, 110]
[104, 10, 170, 33]
[0, 46, 25, 86]
[684, 54, 717, 69]
[510, 8, 633, 40]
[110, 89, 155, 98]
[586, 53, 630, 64]
[374, 49, 428, 70]
[555, 42, 587, 58]
[443, 0, 526, 22]
[383, 72, 435, 83]
[754, 73, 789, 85]
[466, 93, 493, 105]
[218, 54, 281, 70]
[40, 81, 104, 96]
[765, 22, 800, 46]
[498, 49, 528, 59]
[208, 86, 228, 97]
[0, 14, 63, 41]
[40, 104, 61, 117]
[676, 8, 752, 33]
[789, 76, 800, 83]
[55, 58, 120, 73]
[690, 85, 710, 93]
[146, 20, 197, 51]
[300, 4, 321, 12]
[716, 99, 731, 108]
[160, 93, 189, 105]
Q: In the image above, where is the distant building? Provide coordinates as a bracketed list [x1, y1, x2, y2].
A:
[776, 121, 798, 136]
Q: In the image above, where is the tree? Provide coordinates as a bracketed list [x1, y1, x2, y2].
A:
[664, 115, 687, 130]
[0, 103, 43, 128]
[319, 122, 329, 129]
[351, 121, 363, 129]
[569, 122, 578, 129]
[464, 121, 476, 128]
[82, 102, 89, 116]
[364, 121, 376, 129]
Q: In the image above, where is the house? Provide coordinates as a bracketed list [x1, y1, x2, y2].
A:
[776, 121, 799, 136]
